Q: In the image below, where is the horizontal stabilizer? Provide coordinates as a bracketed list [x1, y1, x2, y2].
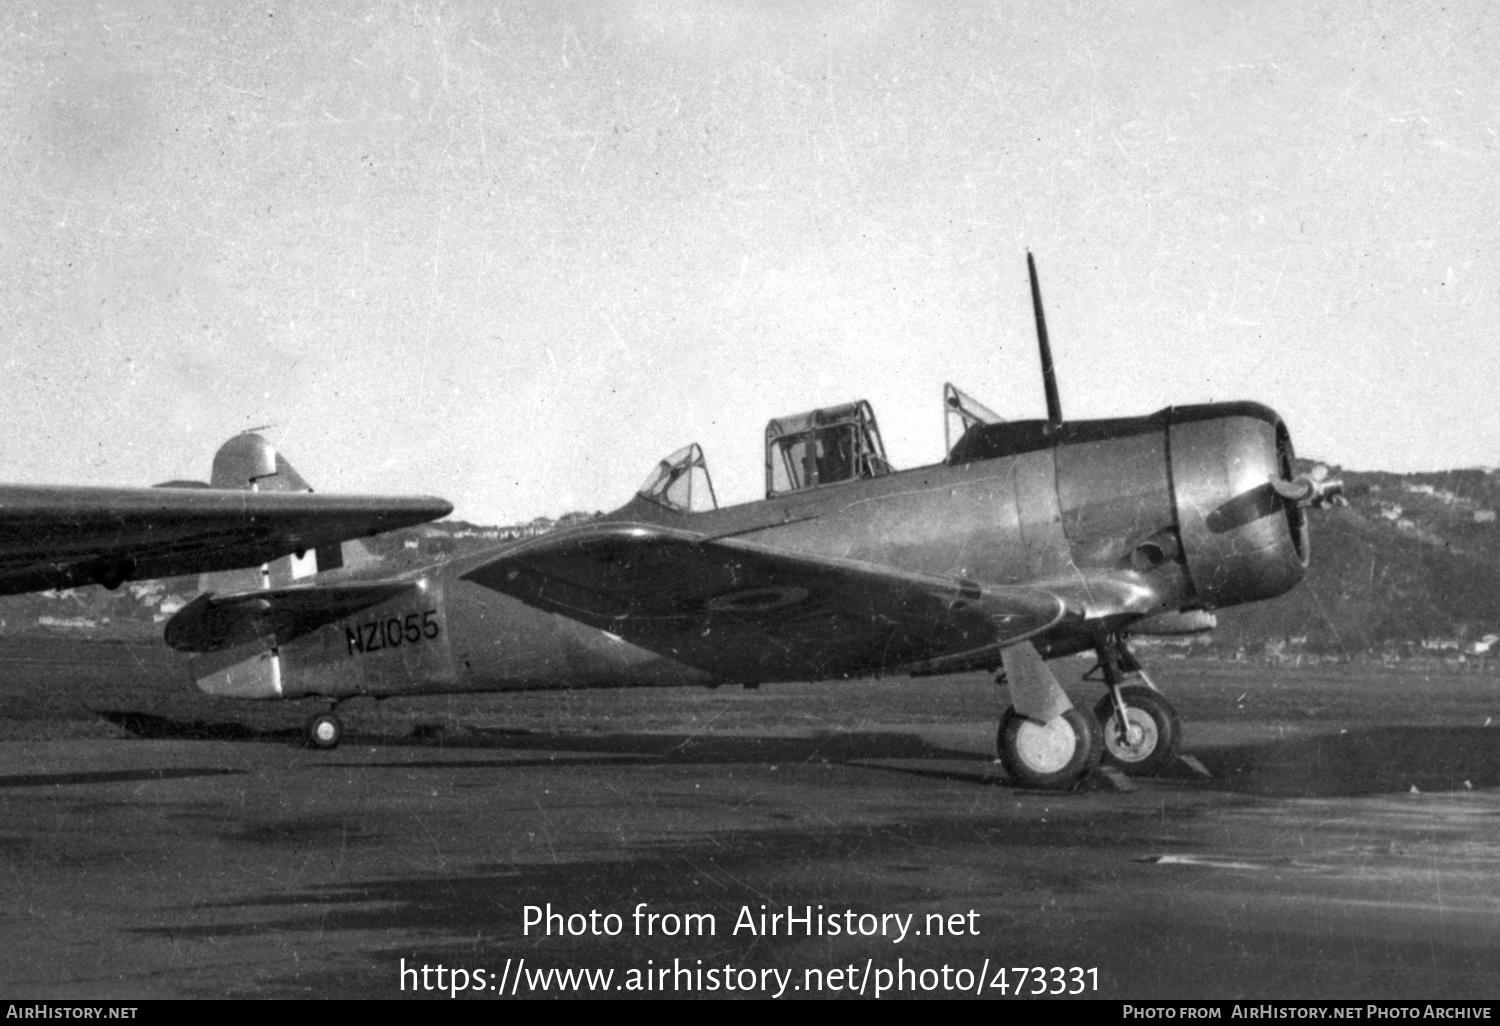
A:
[165, 580, 419, 653]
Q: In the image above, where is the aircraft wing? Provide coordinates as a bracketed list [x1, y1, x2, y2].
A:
[460, 522, 1072, 683]
[0, 485, 451, 596]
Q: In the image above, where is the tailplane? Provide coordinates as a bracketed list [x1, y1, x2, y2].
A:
[181, 432, 411, 704]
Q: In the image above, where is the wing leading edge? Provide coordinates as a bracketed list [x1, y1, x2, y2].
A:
[0, 486, 452, 596]
[461, 522, 1073, 683]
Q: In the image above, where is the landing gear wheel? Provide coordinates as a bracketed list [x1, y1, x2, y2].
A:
[997, 706, 1103, 790]
[1093, 685, 1180, 775]
[305, 711, 342, 750]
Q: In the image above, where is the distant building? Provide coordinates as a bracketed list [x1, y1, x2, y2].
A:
[128, 581, 165, 602]
[153, 595, 191, 624]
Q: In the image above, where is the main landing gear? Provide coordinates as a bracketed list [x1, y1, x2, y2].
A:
[1086, 638, 1181, 777]
[304, 708, 344, 750]
[994, 634, 1181, 789]
[996, 706, 1103, 790]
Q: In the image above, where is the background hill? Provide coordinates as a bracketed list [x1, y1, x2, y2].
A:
[5, 467, 1498, 664]
[1207, 462, 1500, 662]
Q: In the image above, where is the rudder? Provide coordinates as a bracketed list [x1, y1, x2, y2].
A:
[201, 433, 343, 593]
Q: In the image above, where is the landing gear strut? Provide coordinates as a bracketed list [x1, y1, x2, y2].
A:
[1088, 636, 1180, 776]
[993, 640, 1103, 789]
[304, 709, 343, 750]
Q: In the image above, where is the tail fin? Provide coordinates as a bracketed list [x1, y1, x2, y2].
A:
[200, 433, 344, 593]
[182, 433, 434, 703]
[210, 432, 314, 494]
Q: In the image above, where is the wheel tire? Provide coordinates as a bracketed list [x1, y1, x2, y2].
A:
[1093, 685, 1181, 776]
[306, 712, 342, 750]
[997, 706, 1103, 790]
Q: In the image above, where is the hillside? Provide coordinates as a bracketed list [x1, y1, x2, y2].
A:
[1210, 463, 1500, 661]
[3, 467, 1498, 663]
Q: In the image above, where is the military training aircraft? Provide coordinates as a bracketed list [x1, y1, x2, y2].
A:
[164, 255, 1343, 789]
[0, 433, 451, 597]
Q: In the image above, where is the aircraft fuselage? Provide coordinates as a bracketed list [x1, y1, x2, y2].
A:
[181, 400, 1309, 702]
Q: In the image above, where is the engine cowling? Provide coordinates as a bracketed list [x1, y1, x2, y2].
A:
[1168, 402, 1308, 610]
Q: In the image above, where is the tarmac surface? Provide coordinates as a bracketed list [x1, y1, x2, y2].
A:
[2, 637, 1500, 999]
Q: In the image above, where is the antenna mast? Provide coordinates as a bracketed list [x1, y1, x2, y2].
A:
[1027, 252, 1063, 428]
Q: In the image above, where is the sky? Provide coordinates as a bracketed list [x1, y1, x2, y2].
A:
[2, 0, 1496, 524]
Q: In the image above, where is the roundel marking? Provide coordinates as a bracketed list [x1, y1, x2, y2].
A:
[705, 586, 811, 613]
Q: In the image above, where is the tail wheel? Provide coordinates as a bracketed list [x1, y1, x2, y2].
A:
[997, 706, 1103, 790]
[1092, 685, 1180, 776]
[305, 711, 342, 750]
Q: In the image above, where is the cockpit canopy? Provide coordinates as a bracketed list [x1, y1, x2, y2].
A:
[636, 443, 719, 513]
[942, 382, 1012, 464]
[634, 389, 1015, 514]
[764, 400, 891, 498]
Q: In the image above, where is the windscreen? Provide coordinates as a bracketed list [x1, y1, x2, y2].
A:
[637, 444, 718, 513]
